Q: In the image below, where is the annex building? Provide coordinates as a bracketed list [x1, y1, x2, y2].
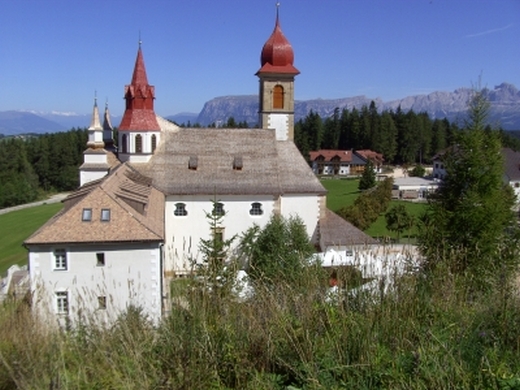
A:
[24, 10, 376, 325]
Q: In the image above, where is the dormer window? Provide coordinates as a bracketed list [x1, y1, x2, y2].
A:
[249, 202, 263, 216]
[174, 203, 188, 216]
[213, 202, 225, 216]
[101, 209, 110, 222]
[82, 208, 92, 222]
[233, 156, 243, 171]
[189, 156, 198, 170]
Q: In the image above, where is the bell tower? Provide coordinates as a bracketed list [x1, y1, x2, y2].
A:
[256, 4, 299, 141]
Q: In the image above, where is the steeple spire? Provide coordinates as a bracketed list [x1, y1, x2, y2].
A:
[103, 100, 115, 151]
[119, 42, 159, 131]
[87, 94, 104, 149]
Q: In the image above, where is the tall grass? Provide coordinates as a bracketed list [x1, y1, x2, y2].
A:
[1, 261, 520, 389]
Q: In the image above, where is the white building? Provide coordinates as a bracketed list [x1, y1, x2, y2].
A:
[25, 9, 375, 325]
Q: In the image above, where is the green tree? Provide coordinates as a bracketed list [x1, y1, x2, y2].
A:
[418, 87, 517, 289]
[197, 199, 237, 298]
[409, 165, 425, 177]
[358, 160, 376, 190]
[385, 204, 415, 242]
[241, 215, 314, 285]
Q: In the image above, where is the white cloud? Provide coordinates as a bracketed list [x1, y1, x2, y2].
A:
[466, 23, 513, 38]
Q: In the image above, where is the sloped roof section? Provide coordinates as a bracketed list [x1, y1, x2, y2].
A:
[132, 123, 326, 196]
[320, 209, 378, 248]
[25, 164, 164, 245]
[309, 149, 353, 162]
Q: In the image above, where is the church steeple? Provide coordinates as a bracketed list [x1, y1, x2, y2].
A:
[118, 42, 162, 162]
[257, 4, 299, 141]
[102, 101, 115, 151]
[86, 96, 104, 149]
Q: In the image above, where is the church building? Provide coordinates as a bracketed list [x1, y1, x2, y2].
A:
[25, 9, 376, 325]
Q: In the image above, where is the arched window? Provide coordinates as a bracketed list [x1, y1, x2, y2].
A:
[212, 202, 225, 216]
[122, 134, 128, 154]
[273, 85, 284, 109]
[151, 134, 157, 153]
[135, 134, 143, 153]
[174, 203, 188, 216]
[249, 202, 263, 216]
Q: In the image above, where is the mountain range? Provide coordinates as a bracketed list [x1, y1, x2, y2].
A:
[1, 83, 519, 136]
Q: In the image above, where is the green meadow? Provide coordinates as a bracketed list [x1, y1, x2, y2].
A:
[0, 203, 63, 275]
[321, 177, 428, 239]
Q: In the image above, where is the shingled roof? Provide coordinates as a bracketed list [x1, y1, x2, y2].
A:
[132, 123, 326, 196]
[319, 209, 378, 248]
[25, 164, 164, 245]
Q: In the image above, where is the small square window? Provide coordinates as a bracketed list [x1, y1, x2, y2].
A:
[174, 203, 188, 216]
[101, 209, 110, 221]
[98, 296, 107, 310]
[96, 253, 105, 266]
[82, 208, 92, 221]
[54, 249, 67, 271]
[56, 291, 69, 314]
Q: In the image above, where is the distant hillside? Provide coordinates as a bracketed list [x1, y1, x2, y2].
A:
[0, 111, 65, 136]
[3, 83, 519, 136]
[196, 83, 520, 130]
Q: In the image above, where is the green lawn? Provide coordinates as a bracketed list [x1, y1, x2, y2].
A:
[321, 177, 428, 240]
[320, 178, 361, 211]
[0, 203, 63, 275]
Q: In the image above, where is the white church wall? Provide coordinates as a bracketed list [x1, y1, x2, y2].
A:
[280, 194, 320, 244]
[80, 170, 107, 186]
[29, 243, 162, 326]
[268, 114, 289, 141]
[164, 195, 276, 273]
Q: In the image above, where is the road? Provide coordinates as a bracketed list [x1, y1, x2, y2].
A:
[0, 193, 70, 216]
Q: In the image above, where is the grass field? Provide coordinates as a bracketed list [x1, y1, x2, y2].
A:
[321, 177, 428, 240]
[0, 203, 63, 275]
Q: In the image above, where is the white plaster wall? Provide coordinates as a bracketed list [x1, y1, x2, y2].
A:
[280, 194, 320, 244]
[29, 243, 162, 326]
[80, 170, 108, 187]
[165, 195, 276, 273]
[84, 153, 107, 164]
[268, 114, 289, 141]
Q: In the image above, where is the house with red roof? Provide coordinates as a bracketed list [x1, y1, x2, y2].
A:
[309, 149, 384, 176]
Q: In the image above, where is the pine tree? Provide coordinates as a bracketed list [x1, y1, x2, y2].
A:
[358, 160, 376, 190]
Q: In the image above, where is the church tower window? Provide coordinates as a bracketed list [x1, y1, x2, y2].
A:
[122, 134, 128, 154]
[151, 134, 157, 153]
[135, 134, 143, 153]
[273, 85, 284, 109]
[174, 203, 188, 216]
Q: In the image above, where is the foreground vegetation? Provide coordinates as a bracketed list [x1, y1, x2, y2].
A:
[1, 265, 520, 389]
[0, 203, 63, 275]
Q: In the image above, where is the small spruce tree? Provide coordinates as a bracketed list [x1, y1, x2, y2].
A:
[358, 159, 376, 190]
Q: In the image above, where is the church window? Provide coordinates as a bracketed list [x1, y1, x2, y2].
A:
[56, 291, 69, 314]
[273, 85, 284, 109]
[101, 209, 110, 222]
[213, 202, 225, 216]
[174, 203, 188, 216]
[249, 202, 263, 216]
[96, 253, 105, 266]
[122, 134, 128, 154]
[54, 249, 67, 270]
[135, 134, 143, 153]
[82, 208, 92, 221]
[151, 134, 157, 153]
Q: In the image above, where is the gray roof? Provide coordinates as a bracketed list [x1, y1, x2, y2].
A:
[320, 209, 378, 247]
[132, 125, 326, 196]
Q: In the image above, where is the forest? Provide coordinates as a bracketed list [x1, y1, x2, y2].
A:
[0, 129, 87, 208]
[294, 102, 520, 164]
[1, 101, 520, 209]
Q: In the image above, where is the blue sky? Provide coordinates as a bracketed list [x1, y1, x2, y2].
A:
[0, 0, 518, 117]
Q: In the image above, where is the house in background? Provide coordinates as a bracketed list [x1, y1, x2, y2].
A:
[433, 147, 520, 203]
[309, 149, 384, 176]
[25, 8, 376, 326]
